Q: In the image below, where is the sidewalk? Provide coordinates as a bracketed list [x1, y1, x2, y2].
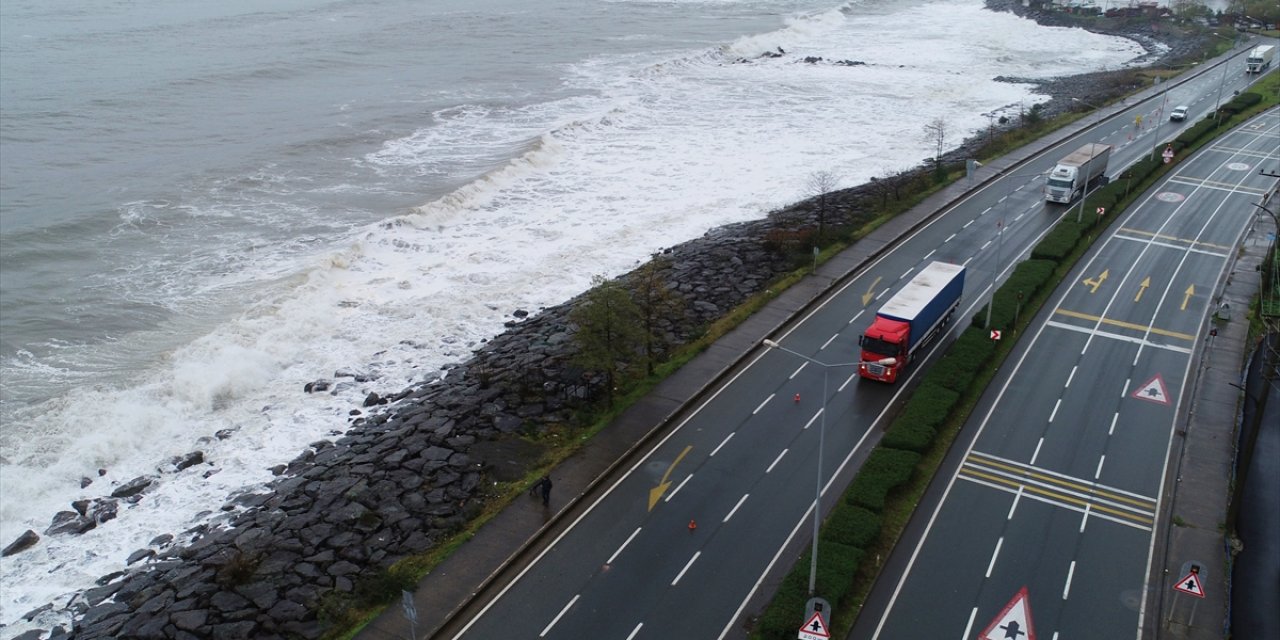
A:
[356, 55, 1224, 640]
[1154, 186, 1277, 639]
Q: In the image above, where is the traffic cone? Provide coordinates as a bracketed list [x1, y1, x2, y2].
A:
[688, 519, 697, 533]
[793, 393, 801, 403]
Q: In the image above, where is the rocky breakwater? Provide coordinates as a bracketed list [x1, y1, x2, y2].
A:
[10, 183, 889, 639]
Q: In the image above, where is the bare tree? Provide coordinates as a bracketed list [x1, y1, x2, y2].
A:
[922, 118, 948, 177]
[805, 170, 839, 244]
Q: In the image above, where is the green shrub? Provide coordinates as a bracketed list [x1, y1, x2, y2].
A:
[929, 327, 995, 392]
[847, 448, 920, 511]
[882, 381, 958, 452]
[822, 505, 881, 549]
[815, 541, 864, 606]
[754, 568, 811, 639]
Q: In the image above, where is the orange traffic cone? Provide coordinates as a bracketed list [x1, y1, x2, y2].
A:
[793, 393, 801, 403]
[688, 519, 697, 533]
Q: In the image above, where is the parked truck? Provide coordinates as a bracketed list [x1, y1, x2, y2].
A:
[1043, 143, 1112, 204]
[858, 261, 965, 383]
[1245, 45, 1274, 73]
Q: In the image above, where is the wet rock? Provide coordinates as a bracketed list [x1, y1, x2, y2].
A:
[110, 475, 155, 499]
[3, 529, 39, 556]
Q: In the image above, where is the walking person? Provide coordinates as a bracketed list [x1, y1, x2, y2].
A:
[535, 475, 552, 507]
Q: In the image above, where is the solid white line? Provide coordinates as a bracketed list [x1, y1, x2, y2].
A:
[1063, 561, 1077, 599]
[607, 528, 642, 565]
[724, 494, 749, 523]
[789, 363, 807, 379]
[963, 219, 974, 228]
[803, 408, 823, 430]
[901, 267, 914, 280]
[540, 595, 579, 637]
[1109, 413, 1119, 435]
[752, 394, 773, 415]
[626, 623, 643, 640]
[821, 333, 838, 350]
[710, 433, 734, 457]
[1030, 437, 1044, 466]
[1095, 455, 1106, 480]
[1066, 365, 1077, 388]
[672, 551, 700, 585]
[1048, 398, 1061, 422]
[924, 249, 937, 260]
[1007, 486, 1023, 520]
[766, 450, 787, 473]
[1044, 321, 1193, 354]
[665, 474, 692, 503]
[945, 233, 957, 242]
[985, 537, 1004, 578]
[962, 608, 978, 640]
[1080, 504, 1091, 533]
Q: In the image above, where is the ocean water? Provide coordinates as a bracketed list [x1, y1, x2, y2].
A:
[0, 0, 1146, 626]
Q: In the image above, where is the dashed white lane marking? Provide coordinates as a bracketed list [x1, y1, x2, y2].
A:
[848, 309, 864, 325]
[1030, 437, 1044, 466]
[1079, 504, 1091, 533]
[752, 395, 773, 415]
[946, 233, 957, 242]
[924, 249, 936, 260]
[1063, 560, 1077, 599]
[821, 333, 838, 350]
[1066, 365, 1077, 388]
[665, 474, 692, 503]
[963, 219, 975, 229]
[1007, 486, 1024, 520]
[1048, 398, 1061, 423]
[766, 450, 787, 474]
[710, 433, 734, 457]
[985, 537, 1004, 578]
[724, 494, 749, 523]
[837, 372, 857, 392]
[625, 623, 643, 640]
[1095, 455, 1106, 480]
[672, 551, 700, 585]
[1109, 413, 1118, 436]
[802, 408, 823, 430]
[962, 608, 979, 640]
[540, 594, 579, 637]
[876, 288, 890, 300]
[789, 363, 806, 379]
[981, 240, 992, 250]
[607, 527, 642, 565]
[901, 267, 914, 280]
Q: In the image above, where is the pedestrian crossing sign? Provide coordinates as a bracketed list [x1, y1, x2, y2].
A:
[797, 610, 830, 640]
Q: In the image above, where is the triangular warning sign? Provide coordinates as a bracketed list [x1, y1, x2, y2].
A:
[979, 587, 1036, 640]
[1174, 571, 1206, 598]
[797, 610, 830, 640]
[1130, 373, 1171, 406]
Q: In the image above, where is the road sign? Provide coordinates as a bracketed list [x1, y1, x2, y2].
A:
[1096, 207, 1105, 216]
[1163, 145, 1174, 164]
[1174, 571, 1206, 598]
[798, 610, 831, 640]
[979, 587, 1036, 640]
[1130, 374, 1171, 405]
[990, 330, 1002, 341]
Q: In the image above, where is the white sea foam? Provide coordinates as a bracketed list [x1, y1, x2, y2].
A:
[0, 0, 1146, 627]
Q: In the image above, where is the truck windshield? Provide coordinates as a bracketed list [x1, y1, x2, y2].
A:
[859, 336, 900, 358]
[1046, 177, 1074, 190]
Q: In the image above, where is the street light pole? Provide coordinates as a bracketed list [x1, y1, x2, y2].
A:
[761, 339, 894, 598]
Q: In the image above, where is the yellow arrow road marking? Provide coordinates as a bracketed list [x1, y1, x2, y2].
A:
[649, 445, 693, 511]
[1082, 269, 1109, 293]
[861, 276, 882, 307]
[1182, 284, 1195, 310]
[1135, 276, 1150, 302]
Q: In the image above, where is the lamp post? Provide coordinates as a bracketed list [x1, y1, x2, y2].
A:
[761, 339, 894, 599]
[1071, 96, 1103, 126]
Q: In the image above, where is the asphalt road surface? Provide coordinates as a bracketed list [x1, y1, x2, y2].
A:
[857, 110, 1279, 638]
[443, 45, 1273, 640]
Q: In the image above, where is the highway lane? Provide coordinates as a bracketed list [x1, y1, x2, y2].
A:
[443, 46, 1272, 640]
[861, 106, 1279, 639]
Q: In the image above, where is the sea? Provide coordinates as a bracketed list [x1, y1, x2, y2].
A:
[0, 0, 1148, 629]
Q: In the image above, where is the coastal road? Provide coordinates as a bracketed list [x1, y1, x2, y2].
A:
[437, 46, 1273, 640]
[857, 107, 1280, 638]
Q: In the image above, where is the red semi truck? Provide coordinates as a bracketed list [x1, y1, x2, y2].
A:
[858, 261, 965, 383]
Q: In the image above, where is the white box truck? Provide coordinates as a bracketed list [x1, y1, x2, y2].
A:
[1044, 143, 1112, 204]
[1246, 45, 1274, 73]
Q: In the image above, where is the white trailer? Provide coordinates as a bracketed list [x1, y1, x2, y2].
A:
[1246, 45, 1274, 73]
[1044, 143, 1112, 204]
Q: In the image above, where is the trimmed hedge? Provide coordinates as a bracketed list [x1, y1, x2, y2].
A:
[815, 541, 864, 606]
[754, 569, 811, 638]
[881, 382, 957, 452]
[821, 505, 882, 549]
[846, 448, 920, 512]
[926, 326, 996, 393]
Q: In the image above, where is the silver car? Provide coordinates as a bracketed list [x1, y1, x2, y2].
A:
[1170, 105, 1189, 121]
